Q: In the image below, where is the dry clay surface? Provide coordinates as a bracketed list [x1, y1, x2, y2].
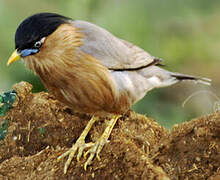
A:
[0, 81, 219, 180]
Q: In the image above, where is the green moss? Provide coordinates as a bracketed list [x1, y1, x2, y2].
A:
[0, 119, 9, 141]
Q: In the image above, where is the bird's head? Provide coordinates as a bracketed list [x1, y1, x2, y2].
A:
[7, 13, 71, 66]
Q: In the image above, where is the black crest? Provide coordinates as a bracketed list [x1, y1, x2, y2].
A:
[15, 13, 71, 50]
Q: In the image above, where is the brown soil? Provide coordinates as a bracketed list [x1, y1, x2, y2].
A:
[0, 81, 219, 180]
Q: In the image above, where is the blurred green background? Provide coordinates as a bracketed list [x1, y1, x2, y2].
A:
[0, 0, 219, 129]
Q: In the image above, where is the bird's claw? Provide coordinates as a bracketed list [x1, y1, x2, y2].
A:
[77, 142, 94, 162]
[57, 139, 94, 174]
[83, 137, 107, 171]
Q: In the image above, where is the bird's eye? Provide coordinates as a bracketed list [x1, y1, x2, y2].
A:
[34, 41, 42, 48]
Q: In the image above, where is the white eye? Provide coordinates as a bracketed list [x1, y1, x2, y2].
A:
[34, 41, 42, 48]
[34, 37, 46, 49]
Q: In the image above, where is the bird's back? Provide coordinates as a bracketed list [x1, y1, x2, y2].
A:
[72, 20, 155, 70]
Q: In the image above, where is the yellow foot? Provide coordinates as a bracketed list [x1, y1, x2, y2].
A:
[57, 116, 98, 174]
[83, 115, 121, 170]
[83, 136, 108, 170]
[57, 115, 120, 173]
[57, 139, 94, 174]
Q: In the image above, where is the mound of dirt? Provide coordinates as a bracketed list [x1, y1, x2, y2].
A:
[0, 81, 219, 180]
[152, 113, 220, 180]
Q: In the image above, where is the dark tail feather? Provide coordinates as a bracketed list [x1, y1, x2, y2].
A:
[171, 73, 211, 86]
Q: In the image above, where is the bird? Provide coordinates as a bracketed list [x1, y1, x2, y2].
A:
[7, 12, 211, 174]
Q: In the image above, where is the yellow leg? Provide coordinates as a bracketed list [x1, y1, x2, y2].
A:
[57, 116, 98, 174]
[83, 115, 121, 170]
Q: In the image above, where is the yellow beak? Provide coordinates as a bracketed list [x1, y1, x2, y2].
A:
[7, 49, 21, 66]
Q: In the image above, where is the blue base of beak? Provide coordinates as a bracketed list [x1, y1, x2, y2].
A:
[20, 49, 39, 57]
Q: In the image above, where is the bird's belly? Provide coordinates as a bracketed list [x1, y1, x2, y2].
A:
[40, 69, 130, 116]
[54, 80, 130, 116]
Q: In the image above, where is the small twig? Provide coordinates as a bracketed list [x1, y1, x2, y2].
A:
[27, 121, 31, 142]
[188, 163, 198, 172]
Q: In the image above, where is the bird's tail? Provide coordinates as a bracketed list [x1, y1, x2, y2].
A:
[171, 72, 211, 86]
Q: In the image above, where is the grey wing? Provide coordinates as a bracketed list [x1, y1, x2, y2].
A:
[71, 20, 155, 69]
